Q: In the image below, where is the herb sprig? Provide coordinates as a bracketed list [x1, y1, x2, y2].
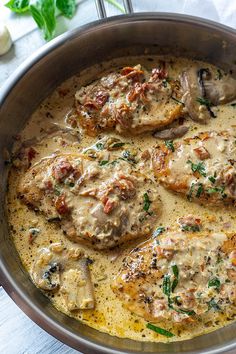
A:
[5, 0, 125, 40]
[146, 323, 174, 338]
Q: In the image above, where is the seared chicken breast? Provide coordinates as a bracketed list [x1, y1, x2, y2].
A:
[153, 130, 236, 206]
[72, 64, 183, 136]
[112, 217, 236, 324]
[18, 145, 161, 249]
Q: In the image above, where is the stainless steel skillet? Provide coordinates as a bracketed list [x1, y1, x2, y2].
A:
[0, 0, 236, 352]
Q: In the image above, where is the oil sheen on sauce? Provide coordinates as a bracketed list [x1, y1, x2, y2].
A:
[7, 56, 236, 342]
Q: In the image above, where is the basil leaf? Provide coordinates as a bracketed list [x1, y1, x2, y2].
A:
[56, 0, 76, 18]
[165, 140, 175, 152]
[99, 160, 109, 166]
[171, 264, 179, 292]
[95, 142, 104, 150]
[41, 0, 56, 40]
[196, 183, 203, 198]
[30, 0, 56, 41]
[163, 274, 171, 297]
[187, 160, 206, 177]
[197, 97, 211, 106]
[5, 0, 29, 13]
[143, 193, 151, 212]
[110, 142, 125, 149]
[208, 277, 221, 290]
[208, 175, 216, 184]
[153, 226, 165, 238]
[208, 298, 220, 311]
[30, 5, 44, 29]
[181, 224, 200, 232]
[146, 323, 174, 338]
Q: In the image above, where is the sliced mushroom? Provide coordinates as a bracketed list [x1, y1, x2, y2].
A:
[153, 125, 189, 140]
[31, 243, 95, 310]
[180, 67, 211, 122]
[61, 258, 95, 310]
[180, 66, 236, 122]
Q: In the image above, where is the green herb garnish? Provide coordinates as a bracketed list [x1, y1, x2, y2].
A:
[146, 323, 174, 338]
[143, 193, 151, 212]
[99, 160, 109, 166]
[196, 97, 211, 106]
[196, 183, 203, 198]
[208, 277, 221, 290]
[187, 160, 206, 177]
[54, 185, 61, 196]
[208, 298, 221, 311]
[171, 96, 184, 105]
[153, 226, 165, 238]
[5, 0, 124, 40]
[171, 265, 179, 292]
[217, 69, 222, 80]
[196, 97, 216, 118]
[231, 103, 236, 107]
[208, 175, 216, 184]
[110, 142, 125, 149]
[96, 142, 104, 150]
[165, 140, 175, 152]
[181, 224, 200, 232]
[163, 274, 171, 297]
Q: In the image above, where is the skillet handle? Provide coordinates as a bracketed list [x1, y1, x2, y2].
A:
[95, 0, 134, 19]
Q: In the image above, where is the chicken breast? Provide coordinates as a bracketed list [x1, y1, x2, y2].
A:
[71, 64, 183, 136]
[112, 217, 236, 324]
[18, 144, 161, 249]
[152, 130, 236, 206]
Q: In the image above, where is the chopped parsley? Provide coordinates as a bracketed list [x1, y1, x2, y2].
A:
[165, 140, 175, 152]
[208, 277, 221, 290]
[153, 226, 165, 238]
[146, 323, 174, 338]
[187, 182, 204, 200]
[187, 160, 206, 177]
[143, 193, 151, 212]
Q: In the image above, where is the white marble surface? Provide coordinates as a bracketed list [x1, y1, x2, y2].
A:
[1, 0, 236, 353]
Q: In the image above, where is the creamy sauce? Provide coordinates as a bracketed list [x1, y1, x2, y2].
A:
[6, 56, 236, 342]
